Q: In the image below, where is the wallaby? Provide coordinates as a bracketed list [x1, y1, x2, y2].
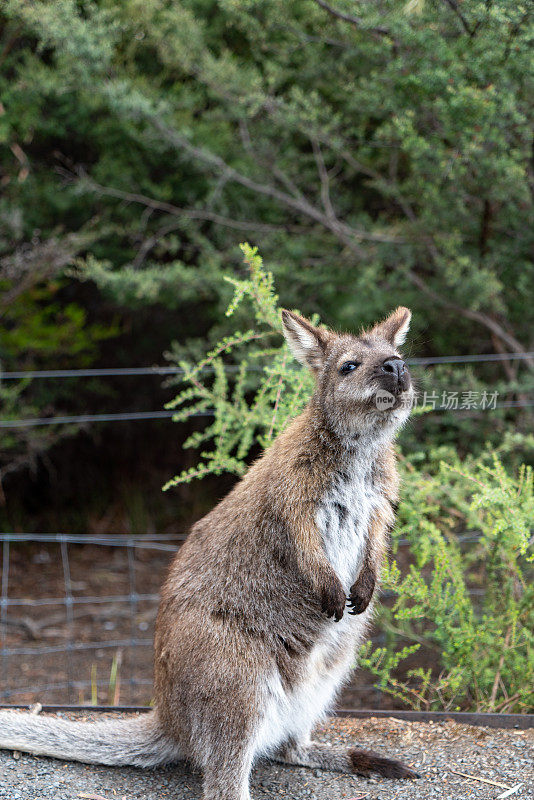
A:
[0, 307, 419, 799]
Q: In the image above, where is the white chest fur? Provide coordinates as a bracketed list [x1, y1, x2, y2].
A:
[316, 457, 383, 593]
[254, 450, 386, 760]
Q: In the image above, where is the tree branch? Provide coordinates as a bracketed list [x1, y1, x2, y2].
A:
[328, 143, 534, 367]
[150, 118, 365, 249]
[131, 219, 184, 269]
[0, 232, 93, 317]
[311, 137, 337, 222]
[71, 171, 290, 234]
[238, 118, 306, 202]
[94, 119, 532, 366]
[404, 270, 534, 369]
[152, 120, 404, 247]
[313, 0, 392, 39]
[441, 0, 475, 36]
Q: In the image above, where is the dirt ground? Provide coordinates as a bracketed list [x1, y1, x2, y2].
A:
[0, 713, 532, 800]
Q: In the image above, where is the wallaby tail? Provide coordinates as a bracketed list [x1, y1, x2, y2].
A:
[0, 709, 182, 767]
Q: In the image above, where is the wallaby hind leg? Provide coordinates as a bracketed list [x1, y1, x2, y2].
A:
[275, 738, 419, 779]
[201, 741, 254, 800]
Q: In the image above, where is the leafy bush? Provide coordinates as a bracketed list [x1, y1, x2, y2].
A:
[165, 246, 533, 712]
[361, 448, 533, 712]
[163, 243, 313, 488]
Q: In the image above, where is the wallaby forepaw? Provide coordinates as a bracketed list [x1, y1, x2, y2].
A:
[320, 574, 346, 622]
[347, 572, 376, 615]
[349, 747, 420, 779]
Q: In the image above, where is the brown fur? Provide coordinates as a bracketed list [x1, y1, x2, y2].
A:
[0, 307, 418, 799]
[153, 307, 416, 797]
[276, 739, 419, 778]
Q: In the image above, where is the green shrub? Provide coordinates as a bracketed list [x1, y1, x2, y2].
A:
[162, 243, 312, 488]
[361, 449, 533, 712]
[165, 245, 533, 713]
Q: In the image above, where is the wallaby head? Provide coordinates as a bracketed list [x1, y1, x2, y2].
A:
[281, 307, 414, 439]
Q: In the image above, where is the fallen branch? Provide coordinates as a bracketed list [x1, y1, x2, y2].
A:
[78, 793, 114, 800]
[496, 785, 524, 799]
[449, 770, 510, 790]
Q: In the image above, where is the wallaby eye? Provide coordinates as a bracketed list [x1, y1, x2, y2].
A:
[339, 361, 361, 375]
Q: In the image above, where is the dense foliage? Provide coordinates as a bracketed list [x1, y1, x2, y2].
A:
[1, 0, 533, 484]
[361, 450, 533, 712]
[166, 246, 533, 712]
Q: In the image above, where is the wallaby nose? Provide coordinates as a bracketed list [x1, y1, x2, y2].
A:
[381, 358, 405, 378]
[381, 358, 409, 390]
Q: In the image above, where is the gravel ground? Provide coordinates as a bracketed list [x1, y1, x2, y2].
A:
[0, 712, 532, 799]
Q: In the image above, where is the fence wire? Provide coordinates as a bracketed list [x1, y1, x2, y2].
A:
[1, 351, 533, 380]
[1, 398, 532, 429]
[0, 534, 178, 706]
[0, 530, 487, 709]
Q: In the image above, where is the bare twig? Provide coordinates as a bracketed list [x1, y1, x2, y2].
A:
[449, 771, 510, 790]
[496, 784, 524, 799]
[0, 616, 42, 639]
[131, 219, 183, 269]
[70, 171, 287, 235]
[313, 0, 391, 39]
[494, 691, 527, 713]
[239, 118, 306, 202]
[441, 0, 475, 35]
[0, 233, 93, 317]
[78, 793, 114, 800]
[489, 627, 511, 710]
[155, 120, 408, 247]
[311, 138, 337, 222]
[491, 333, 517, 382]
[149, 119, 371, 254]
[204, 170, 233, 210]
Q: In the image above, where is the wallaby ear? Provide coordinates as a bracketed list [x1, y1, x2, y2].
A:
[370, 307, 412, 349]
[281, 309, 330, 370]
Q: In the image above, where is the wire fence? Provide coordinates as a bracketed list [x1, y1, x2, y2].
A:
[1, 399, 532, 429]
[0, 352, 531, 707]
[2, 353, 532, 429]
[1, 395, 533, 429]
[0, 534, 177, 706]
[1, 351, 533, 380]
[0, 530, 487, 709]
[0, 533, 386, 708]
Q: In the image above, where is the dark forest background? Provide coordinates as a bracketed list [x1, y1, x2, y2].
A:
[1, 0, 532, 534]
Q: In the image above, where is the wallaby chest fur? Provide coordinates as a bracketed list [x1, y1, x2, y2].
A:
[317, 441, 386, 593]
[254, 449, 386, 757]
[0, 306, 418, 799]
